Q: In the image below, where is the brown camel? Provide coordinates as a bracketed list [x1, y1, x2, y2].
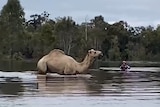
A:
[37, 49, 103, 75]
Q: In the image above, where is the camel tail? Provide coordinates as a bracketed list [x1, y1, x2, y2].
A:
[37, 58, 47, 74]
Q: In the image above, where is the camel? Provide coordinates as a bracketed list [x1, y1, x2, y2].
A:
[37, 49, 103, 75]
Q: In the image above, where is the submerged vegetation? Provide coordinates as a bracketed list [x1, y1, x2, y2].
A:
[0, 0, 160, 61]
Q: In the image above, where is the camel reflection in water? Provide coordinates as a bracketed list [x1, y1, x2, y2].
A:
[36, 71, 127, 96]
[37, 74, 103, 95]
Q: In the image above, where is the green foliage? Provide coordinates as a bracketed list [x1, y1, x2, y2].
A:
[1, 0, 160, 61]
[88, 15, 108, 49]
[54, 16, 80, 55]
[26, 11, 50, 30]
[108, 36, 121, 60]
[0, 0, 25, 59]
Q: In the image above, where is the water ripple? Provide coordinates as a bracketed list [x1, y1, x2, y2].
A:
[0, 69, 160, 107]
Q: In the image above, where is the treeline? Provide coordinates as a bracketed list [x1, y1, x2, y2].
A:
[0, 0, 160, 61]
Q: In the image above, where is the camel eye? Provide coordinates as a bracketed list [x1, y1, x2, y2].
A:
[94, 52, 96, 54]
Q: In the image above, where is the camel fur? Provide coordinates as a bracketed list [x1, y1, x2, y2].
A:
[37, 49, 103, 75]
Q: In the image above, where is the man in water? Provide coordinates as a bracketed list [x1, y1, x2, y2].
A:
[120, 61, 130, 71]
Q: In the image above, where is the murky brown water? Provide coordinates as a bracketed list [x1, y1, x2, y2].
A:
[0, 67, 160, 107]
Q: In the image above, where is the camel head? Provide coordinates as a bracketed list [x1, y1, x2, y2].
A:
[88, 49, 103, 59]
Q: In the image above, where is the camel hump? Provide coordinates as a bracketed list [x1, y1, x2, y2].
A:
[49, 49, 65, 55]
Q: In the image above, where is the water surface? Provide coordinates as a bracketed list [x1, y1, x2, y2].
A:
[0, 67, 160, 107]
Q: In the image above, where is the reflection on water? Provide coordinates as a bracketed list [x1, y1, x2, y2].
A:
[0, 60, 36, 71]
[0, 68, 160, 107]
[0, 77, 23, 95]
[37, 74, 103, 96]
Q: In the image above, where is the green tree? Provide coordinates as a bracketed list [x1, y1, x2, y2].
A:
[22, 22, 55, 58]
[26, 11, 50, 30]
[108, 36, 121, 60]
[39, 23, 55, 54]
[24, 11, 55, 58]
[0, 0, 25, 58]
[88, 15, 108, 49]
[141, 25, 160, 60]
[107, 21, 131, 60]
[54, 17, 80, 55]
[127, 41, 146, 60]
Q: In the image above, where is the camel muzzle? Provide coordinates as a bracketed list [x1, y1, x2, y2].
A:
[98, 53, 103, 59]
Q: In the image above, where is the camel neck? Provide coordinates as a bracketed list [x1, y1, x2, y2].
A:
[78, 54, 94, 73]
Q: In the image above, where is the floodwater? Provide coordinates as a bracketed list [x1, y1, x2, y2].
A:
[0, 61, 160, 107]
[0, 68, 160, 107]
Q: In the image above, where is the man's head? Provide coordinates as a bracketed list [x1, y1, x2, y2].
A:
[122, 61, 126, 65]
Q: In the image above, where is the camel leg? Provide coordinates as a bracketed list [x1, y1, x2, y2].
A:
[38, 69, 47, 75]
[64, 67, 70, 75]
[37, 60, 47, 75]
